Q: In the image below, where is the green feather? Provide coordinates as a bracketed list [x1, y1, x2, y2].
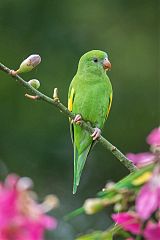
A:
[73, 144, 91, 194]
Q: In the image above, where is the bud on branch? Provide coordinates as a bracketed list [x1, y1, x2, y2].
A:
[28, 79, 40, 89]
[16, 54, 41, 74]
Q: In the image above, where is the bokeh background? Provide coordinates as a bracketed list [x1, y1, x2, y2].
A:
[0, 0, 159, 239]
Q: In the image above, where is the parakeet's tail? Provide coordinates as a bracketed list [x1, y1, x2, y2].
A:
[73, 144, 91, 194]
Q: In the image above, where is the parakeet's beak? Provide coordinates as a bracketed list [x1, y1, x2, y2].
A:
[103, 58, 111, 71]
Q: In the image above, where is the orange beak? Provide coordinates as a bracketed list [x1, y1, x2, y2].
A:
[103, 58, 111, 70]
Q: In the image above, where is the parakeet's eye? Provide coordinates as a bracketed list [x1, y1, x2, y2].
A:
[93, 57, 98, 63]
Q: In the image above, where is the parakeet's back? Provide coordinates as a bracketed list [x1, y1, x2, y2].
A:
[68, 50, 113, 193]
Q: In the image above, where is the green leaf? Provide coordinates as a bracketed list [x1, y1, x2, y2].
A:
[76, 225, 131, 240]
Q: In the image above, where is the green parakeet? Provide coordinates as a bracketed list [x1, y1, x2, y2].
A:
[68, 50, 113, 194]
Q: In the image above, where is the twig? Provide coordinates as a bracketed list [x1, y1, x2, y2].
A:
[25, 94, 40, 100]
[0, 62, 137, 172]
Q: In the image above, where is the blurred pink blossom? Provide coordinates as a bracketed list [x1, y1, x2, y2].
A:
[136, 166, 160, 220]
[126, 152, 155, 168]
[144, 221, 160, 240]
[112, 212, 141, 235]
[147, 127, 160, 146]
[0, 174, 57, 240]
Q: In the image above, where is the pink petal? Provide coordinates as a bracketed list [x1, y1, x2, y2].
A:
[146, 127, 160, 146]
[0, 189, 19, 226]
[144, 222, 160, 240]
[126, 152, 155, 167]
[136, 183, 159, 220]
[112, 212, 141, 234]
[40, 215, 57, 229]
[0, 174, 57, 240]
[4, 174, 19, 189]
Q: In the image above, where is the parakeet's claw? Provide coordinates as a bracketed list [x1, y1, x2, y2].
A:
[73, 114, 82, 125]
[91, 127, 101, 140]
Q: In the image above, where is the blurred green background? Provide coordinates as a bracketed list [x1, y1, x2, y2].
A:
[0, 0, 159, 239]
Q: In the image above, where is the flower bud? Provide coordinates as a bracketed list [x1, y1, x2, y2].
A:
[17, 177, 33, 191]
[40, 195, 59, 213]
[114, 203, 123, 212]
[83, 198, 104, 215]
[105, 181, 115, 190]
[16, 54, 41, 74]
[28, 79, 40, 89]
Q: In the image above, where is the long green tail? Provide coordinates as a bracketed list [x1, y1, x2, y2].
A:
[73, 144, 91, 194]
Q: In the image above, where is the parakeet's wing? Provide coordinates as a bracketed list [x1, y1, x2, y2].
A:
[68, 85, 75, 143]
[106, 92, 113, 118]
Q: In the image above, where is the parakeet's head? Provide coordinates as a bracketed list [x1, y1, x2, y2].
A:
[77, 50, 111, 74]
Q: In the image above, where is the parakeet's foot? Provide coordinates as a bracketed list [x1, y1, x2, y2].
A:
[73, 114, 82, 125]
[91, 127, 101, 140]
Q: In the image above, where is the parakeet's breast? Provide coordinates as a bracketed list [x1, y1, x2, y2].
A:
[72, 74, 112, 129]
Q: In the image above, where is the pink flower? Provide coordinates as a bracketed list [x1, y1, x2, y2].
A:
[147, 127, 160, 146]
[0, 174, 57, 240]
[144, 221, 160, 240]
[126, 152, 155, 168]
[112, 212, 141, 234]
[136, 166, 160, 220]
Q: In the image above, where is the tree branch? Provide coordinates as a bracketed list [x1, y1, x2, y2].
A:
[0, 62, 137, 172]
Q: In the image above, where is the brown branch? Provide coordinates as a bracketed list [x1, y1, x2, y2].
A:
[0, 62, 137, 172]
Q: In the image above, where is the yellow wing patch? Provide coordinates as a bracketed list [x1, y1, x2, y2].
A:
[68, 88, 75, 112]
[107, 93, 113, 117]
